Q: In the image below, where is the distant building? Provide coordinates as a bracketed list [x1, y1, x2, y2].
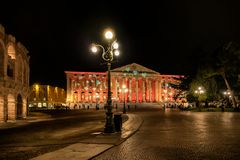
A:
[0, 24, 30, 122]
[28, 84, 66, 109]
[65, 63, 184, 108]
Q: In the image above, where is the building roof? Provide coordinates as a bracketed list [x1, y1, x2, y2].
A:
[111, 63, 160, 74]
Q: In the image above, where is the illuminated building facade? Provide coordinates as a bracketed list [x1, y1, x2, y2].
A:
[65, 63, 183, 108]
[28, 84, 66, 109]
[0, 24, 30, 122]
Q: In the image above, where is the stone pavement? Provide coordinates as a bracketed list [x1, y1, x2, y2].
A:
[31, 113, 143, 160]
[0, 112, 52, 129]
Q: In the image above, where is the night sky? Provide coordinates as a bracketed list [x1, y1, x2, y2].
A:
[1, 0, 240, 89]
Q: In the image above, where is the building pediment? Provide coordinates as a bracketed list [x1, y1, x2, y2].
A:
[111, 63, 160, 75]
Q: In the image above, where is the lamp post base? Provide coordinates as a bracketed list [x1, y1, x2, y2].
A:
[123, 103, 126, 114]
[104, 104, 115, 133]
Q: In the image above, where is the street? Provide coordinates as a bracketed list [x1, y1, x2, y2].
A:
[0, 110, 106, 160]
[94, 107, 240, 160]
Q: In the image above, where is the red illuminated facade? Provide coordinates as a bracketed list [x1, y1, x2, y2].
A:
[65, 63, 183, 108]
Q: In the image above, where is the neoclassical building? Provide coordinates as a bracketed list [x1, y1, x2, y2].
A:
[28, 84, 66, 109]
[65, 63, 183, 108]
[0, 24, 30, 122]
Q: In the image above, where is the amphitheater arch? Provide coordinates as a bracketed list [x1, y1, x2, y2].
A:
[17, 94, 23, 119]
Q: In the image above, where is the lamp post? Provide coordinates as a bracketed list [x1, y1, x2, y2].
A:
[119, 84, 128, 114]
[194, 86, 205, 108]
[91, 29, 120, 133]
[223, 90, 231, 106]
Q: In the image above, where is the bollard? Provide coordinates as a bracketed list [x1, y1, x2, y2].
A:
[114, 113, 122, 132]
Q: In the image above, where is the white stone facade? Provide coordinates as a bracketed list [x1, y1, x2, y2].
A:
[0, 24, 30, 122]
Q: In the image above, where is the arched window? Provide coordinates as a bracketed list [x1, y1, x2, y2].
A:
[7, 45, 16, 78]
[7, 61, 14, 77]
[7, 45, 16, 59]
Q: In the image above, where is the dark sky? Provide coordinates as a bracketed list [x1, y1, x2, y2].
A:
[1, 0, 240, 89]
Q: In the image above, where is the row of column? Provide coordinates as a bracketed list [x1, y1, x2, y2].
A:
[67, 74, 178, 105]
[67, 75, 107, 103]
[111, 76, 162, 103]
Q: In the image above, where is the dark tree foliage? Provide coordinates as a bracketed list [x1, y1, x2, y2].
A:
[169, 76, 193, 101]
[171, 41, 240, 106]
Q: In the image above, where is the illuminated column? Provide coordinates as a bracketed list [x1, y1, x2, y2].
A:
[66, 74, 71, 103]
[8, 94, 16, 121]
[100, 79, 103, 102]
[85, 79, 89, 102]
[70, 79, 74, 102]
[149, 79, 152, 102]
[155, 79, 159, 102]
[22, 98, 27, 118]
[114, 78, 119, 102]
[153, 80, 156, 102]
[159, 79, 162, 102]
[124, 76, 127, 102]
[142, 79, 145, 102]
[79, 88, 82, 103]
[121, 77, 124, 102]
[129, 78, 132, 102]
[114, 77, 118, 101]
[0, 95, 4, 121]
[170, 87, 174, 102]
[136, 78, 139, 103]
[146, 78, 149, 102]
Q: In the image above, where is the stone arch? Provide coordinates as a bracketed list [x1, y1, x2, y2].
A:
[7, 44, 16, 59]
[6, 44, 16, 78]
[0, 40, 6, 78]
[17, 94, 23, 119]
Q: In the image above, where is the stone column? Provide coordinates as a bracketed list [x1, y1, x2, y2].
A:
[149, 79, 152, 102]
[129, 78, 132, 102]
[159, 79, 162, 102]
[70, 79, 74, 102]
[66, 74, 70, 102]
[145, 78, 149, 102]
[114, 77, 118, 102]
[22, 98, 27, 118]
[136, 78, 139, 103]
[142, 79, 145, 102]
[0, 95, 4, 122]
[7, 94, 16, 121]
[100, 79, 103, 103]
[155, 79, 159, 102]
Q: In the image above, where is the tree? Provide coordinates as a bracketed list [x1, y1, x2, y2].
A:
[213, 41, 240, 107]
[169, 76, 193, 102]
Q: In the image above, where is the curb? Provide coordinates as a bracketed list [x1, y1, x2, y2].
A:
[89, 113, 144, 159]
[31, 113, 143, 160]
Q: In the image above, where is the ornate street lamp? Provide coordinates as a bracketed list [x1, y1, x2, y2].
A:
[91, 29, 120, 133]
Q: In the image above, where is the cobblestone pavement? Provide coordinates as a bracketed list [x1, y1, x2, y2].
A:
[30, 113, 140, 160]
[93, 108, 240, 160]
[0, 110, 107, 160]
